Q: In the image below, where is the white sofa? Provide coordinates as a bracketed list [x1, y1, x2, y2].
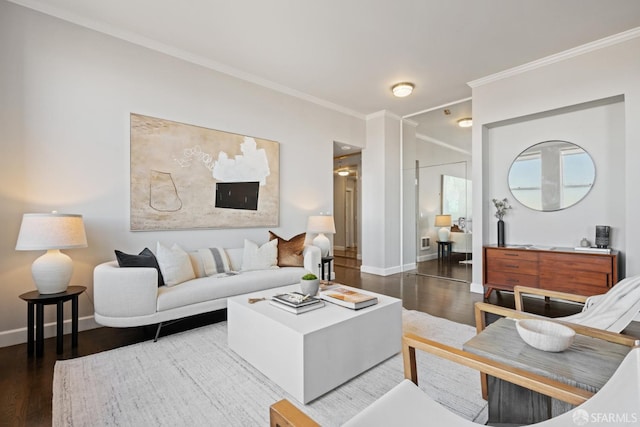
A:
[93, 245, 321, 337]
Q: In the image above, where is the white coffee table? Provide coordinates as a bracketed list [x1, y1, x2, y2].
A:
[227, 284, 402, 403]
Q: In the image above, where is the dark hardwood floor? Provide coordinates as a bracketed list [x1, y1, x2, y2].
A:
[1, 250, 637, 426]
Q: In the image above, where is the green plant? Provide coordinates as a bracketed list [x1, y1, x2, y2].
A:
[302, 273, 318, 280]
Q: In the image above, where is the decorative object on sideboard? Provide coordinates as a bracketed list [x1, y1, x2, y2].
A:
[300, 273, 320, 296]
[307, 215, 336, 257]
[434, 214, 452, 242]
[492, 198, 512, 247]
[595, 225, 610, 249]
[580, 237, 591, 247]
[15, 212, 88, 294]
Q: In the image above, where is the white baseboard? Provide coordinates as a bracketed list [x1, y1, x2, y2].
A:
[402, 262, 417, 271]
[0, 315, 101, 349]
[469, 282, 484, 294]
[417, 253, 438, 262]
[360, 264, 403, 276]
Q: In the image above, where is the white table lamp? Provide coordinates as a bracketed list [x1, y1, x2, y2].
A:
[434, 214, 452, 242]
[16, 212, 88, 294]
[307, 215, 336, 257]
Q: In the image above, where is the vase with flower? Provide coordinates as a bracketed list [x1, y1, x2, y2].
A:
[492, 198, 512, 247]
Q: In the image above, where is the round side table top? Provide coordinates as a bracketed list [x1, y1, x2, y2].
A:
[19, 286, 86, 302]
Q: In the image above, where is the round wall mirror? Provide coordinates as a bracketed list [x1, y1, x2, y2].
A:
[508, 140, 595, 212]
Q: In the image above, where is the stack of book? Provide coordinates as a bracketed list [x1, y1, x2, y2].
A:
[574, 246, 612, 254]
[320, 285, 378, 310]
[270, 292, 324, 314]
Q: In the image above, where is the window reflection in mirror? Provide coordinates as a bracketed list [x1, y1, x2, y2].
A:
[508, 140, 595, 211]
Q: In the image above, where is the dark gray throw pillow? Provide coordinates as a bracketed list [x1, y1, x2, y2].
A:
[114, 247, 165, 287]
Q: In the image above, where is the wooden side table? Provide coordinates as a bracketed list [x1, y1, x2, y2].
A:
[19, 286, 86, 357]
[320, 256, 334, 281]
[436, 241, 452, 262]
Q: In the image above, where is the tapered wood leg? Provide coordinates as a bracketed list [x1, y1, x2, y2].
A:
[26, 302, 34, 356]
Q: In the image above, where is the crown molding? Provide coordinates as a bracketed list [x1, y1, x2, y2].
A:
[416, 133, 471, 156]
[366, 110, 402, 121]
[402, 118, 419, 127]
[404, 97, 472, 119]
[8, 0, 366, 121]
[468, 27, 640, 88]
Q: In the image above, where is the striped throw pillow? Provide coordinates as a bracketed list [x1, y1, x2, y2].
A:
[198, 247, 232, 276]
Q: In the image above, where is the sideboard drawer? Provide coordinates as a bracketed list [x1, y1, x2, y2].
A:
[486, 248, 539, 262]
[539, 253, 612, 274]
[487, 258, 539, 276]
[486, 270, 539, 289]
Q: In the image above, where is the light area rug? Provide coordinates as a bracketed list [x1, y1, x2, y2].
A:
[53, 310, 488, 426]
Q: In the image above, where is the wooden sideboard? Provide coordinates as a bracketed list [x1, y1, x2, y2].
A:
[483, 245, 618, 299]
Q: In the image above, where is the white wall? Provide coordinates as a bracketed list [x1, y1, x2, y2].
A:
[361, 111, 401, 275]
[0, 2, 365, 346]
[485, 100, 625, 249]
[472, 34, 640, 291]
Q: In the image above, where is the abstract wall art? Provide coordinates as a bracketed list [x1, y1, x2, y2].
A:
[130, 113, 279, 230]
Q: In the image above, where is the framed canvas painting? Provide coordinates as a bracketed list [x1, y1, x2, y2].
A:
[130, 113, 279, 230]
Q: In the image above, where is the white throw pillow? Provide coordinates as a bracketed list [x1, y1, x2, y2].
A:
[198, 247, 232, 276]
[156, 242, 196, 286]
[241, 239, 278, 271]
[188, 251, 206, 278]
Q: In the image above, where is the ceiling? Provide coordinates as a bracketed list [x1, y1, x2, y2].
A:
[13, 0, 640, 120]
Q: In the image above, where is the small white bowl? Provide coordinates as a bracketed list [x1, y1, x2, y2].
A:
[516, 319, 575, 352]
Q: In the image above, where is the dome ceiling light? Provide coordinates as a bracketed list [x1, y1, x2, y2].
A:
[391, 82, 414, 98]
[457, 118, 473, 128]
[337, 170, 349, 177]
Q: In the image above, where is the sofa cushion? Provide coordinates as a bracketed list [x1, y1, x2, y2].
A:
[156, 242, 196, 287]
[241, 239, 278, 271]
[269, 231, 305, 267]
[156, 267, 306, 312]
[198, 247, 233, 276]
[114, 247, 165, 287]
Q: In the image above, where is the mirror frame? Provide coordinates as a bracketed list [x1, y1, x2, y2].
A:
[507, 140, 595, 212]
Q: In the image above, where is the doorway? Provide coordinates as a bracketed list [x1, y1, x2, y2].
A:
[414, 160, 471, 282]
[402, 99, 472, 283]
[333, 144, 361, 269]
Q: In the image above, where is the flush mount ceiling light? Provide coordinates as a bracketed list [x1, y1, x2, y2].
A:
[457, 118, 473, 128]
[337, 170, 349, 176]
[391, 82, 414, 98]
[341, 145, 352, 151]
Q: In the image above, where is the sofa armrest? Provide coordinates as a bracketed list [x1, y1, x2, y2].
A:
[303, 245, 321, 277]
[93, 261, 158, 319]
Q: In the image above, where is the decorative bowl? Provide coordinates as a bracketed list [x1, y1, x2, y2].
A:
[515, 319, 575, 352]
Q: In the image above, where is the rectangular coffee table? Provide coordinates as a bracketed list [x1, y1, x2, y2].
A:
[227, 284, 402, 403]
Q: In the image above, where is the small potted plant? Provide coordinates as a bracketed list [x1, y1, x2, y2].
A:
[300, 272, 320, 296]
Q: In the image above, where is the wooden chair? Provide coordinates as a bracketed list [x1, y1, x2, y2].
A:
[270, 304, 640, 426]
[513, 274, 640, 333]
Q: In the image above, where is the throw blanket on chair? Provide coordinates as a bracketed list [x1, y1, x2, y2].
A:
[562, 275, 640, 333]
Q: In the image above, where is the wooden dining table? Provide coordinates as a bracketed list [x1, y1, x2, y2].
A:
[463, 317, 630, 424]
[401, 302, 639, 426]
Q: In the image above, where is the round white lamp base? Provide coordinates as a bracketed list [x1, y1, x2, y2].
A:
[313, 233, 331, 257]
[438, 227, 451, 242]
[31, 249, 73, 294]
